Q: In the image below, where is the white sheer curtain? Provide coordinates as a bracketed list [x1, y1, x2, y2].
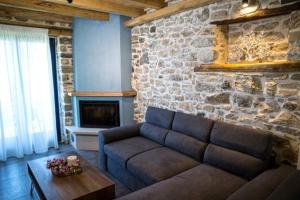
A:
[0, 25, 58, 161]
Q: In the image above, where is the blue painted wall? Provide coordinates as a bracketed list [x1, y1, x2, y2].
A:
[72, 15, 135, 126]
[73, 15, 132, 91]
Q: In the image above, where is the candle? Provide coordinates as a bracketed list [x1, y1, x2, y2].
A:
[67, 155, 78, 166]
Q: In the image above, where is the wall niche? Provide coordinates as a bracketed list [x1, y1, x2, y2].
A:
[195, 1, 300, 72]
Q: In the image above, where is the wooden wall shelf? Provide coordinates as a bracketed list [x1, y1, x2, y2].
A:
[194, 62, 300, 72]
[210, 2, 300, 25]
[70, 90, 137, 97]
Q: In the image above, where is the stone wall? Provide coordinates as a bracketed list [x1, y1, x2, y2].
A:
[131, 0, 300, 164]
[56, 35, 74, 139]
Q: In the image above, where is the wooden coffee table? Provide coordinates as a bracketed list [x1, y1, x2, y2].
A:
[27, 153, 115, 200]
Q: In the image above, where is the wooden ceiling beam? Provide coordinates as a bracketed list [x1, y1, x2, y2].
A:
[0, 0, 109, 21]
[103, 0, 167, 10]
[124, 0, 220, 27]
[43, 0, 145, 17]
[0, 20, 72, 36]
[0, 5, 73, 23]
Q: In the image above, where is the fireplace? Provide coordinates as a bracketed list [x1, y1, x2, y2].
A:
[79, 101, 120, 128]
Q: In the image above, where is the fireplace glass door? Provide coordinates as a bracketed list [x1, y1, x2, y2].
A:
[79, 101, 120, 128]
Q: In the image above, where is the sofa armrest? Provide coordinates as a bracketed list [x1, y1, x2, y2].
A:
[98, 123, 142, 170]
[266, 169, 300, 200]
[227, 164, 295, 200]
[99, 123, 142, 144]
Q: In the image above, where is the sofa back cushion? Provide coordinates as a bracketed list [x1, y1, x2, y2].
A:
[145, 106, 175, 129]
[204, 121, 273, 180]
[165, 131, 207, 161]
[172, 112, 214, 142]
[164, 112, 214, 161]
[140, 123, 169, 145]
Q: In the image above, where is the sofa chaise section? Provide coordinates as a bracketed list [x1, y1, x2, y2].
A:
[118, 164, 247, 200]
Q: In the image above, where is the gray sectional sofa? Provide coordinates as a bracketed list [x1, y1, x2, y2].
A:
[99, 106, 298, 200]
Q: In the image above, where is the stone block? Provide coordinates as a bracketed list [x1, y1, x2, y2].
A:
[59, 37, 72, 45]
[210, 10, 228, 21]
[290, 10, 300, 30]
[191, 38, 214, 48]
[270, 112, 300, 129]
[205, 93, 230, 104]
[235, 76, 262, 94]
[289, 30, 300, 42]
[291, 74, 300, 80]
[283, 102, 298, 111]
[265, 81, 277, 96]
[233, 94, 253, 107]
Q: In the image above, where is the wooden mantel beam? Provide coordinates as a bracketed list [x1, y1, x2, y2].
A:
[0, 0, 109, 21]
[104, 0, 167, 10]
[70, 90, 137, 97]
[124, 0, 220, 27]
[43, 0, 145, 17]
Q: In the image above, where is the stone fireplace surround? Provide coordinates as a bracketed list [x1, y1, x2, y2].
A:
[131, 0, 300, 165]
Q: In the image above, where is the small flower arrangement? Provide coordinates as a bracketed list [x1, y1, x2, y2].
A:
[46, 157, 82, 177]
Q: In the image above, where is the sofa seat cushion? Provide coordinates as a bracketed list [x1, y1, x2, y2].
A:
[127, 147, 199, 185]
[104, 136, 161, 168]
[118, 164, 247, 200]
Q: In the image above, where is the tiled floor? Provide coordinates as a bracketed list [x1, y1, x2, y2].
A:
[0, 144, 130, 200]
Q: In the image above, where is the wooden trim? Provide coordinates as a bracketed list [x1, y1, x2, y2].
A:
[49, 29, 72, 36]
[0, 5, 72, 23]
[124, 0, 219, 27]
[194, 62, 300, 72]
[0, 0, 109, 21]
[70, 90, 137, 97]
[43, 0, 145, 17]
[0, 20, 72, 36]
[210, 2, 300, 25]
[104, 0, 166, 10]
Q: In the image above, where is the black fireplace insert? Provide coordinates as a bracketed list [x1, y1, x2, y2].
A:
[79, 101, 120, 128]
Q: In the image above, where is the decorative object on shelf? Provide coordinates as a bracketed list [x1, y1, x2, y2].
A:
[240, 0, 259, 15]
[46, 156, 82, 177]
[242, 0, 249, 8]
[230, 31, 271, 62]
